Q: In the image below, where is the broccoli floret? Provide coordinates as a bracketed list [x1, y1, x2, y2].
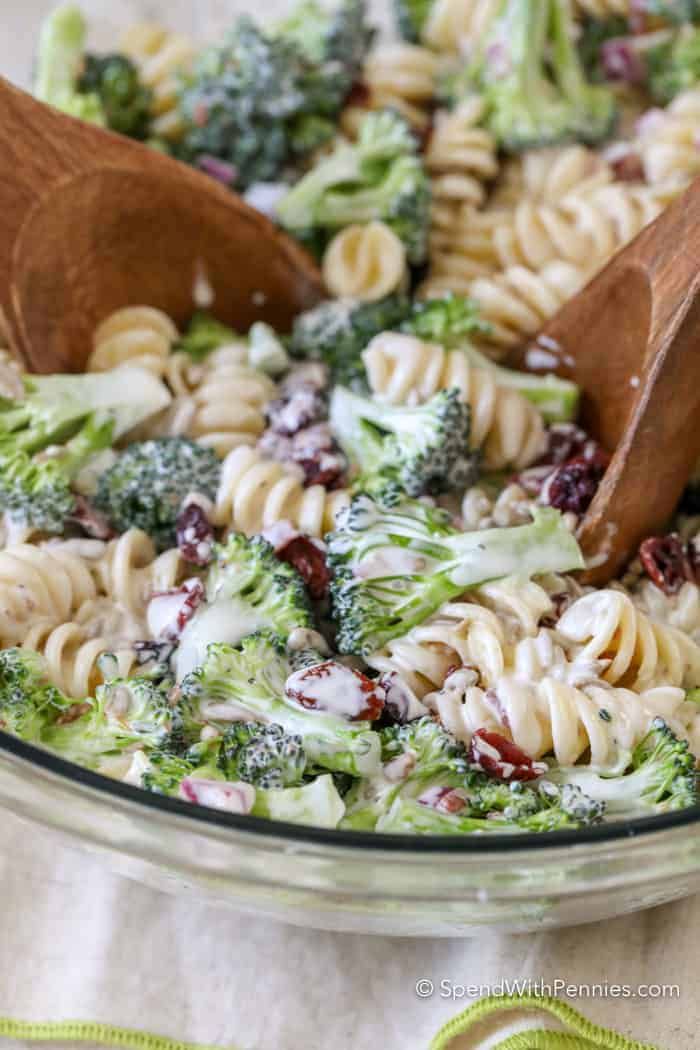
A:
[175, 312, 238, 362]
[95, 438, 221, 552]
[141, 748, 197, 795]
[218, 721, 306, 788]
[34, 4, 105, 124]
[328, 496, 584, 655]
[330, 385, 478, 499]
[181, 632, 381, 777]
[343, 716, 602, 832]
[277, 110, 431, 264]
[41, 674, 197, 770]
[376, 795, 591, 834]
[174, 534, 315, 681]
[78, 53, 152, 138]
[275, 0, 374, 90]
[401, 293, 494, 347]
[177, 13, 366, 190]
[400, 294, 580, 423]
[253, 773, 345, 827]
[546, 719, 698, 817]
[646, 24, 700, 102]
[0, 648, 72, 743]
[393, 0, 434, 42]
[0, 367, 171, 533]
[288, 295, 411, 390]
[460, 0, 616, 152]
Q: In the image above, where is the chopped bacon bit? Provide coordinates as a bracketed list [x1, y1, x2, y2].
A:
[68, 495, 116, 540]
[276, 535, 330, 599]
[54, 702, 92, 726]
[468, 729, 546, 783]
[639, 534, 696, 595]
[418, 785, 468, 814]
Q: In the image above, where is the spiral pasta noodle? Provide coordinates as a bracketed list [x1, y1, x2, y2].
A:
[0, 544, 99, 646]
[426, 100, 500, 213]
[556, 590, 700, 691]
[22, 616, 137, 699]
[635, 90, 700, 202]
[469, 261, 587, 349]
[490, 183, 661, 272]
[214, 446, 350, 538]
[164, 345, 276, 457]
[88, 307, 179, 376]
[349, 44, 441, 132]
[322, 222, 408, 302]
[432, 672, 696, 766]
[363, 332, 546, 469]
[366, 577, 559, 697]
[422, 0, 501, 54]
[121, 23, 196, 141]
[63, 530, 184, 623]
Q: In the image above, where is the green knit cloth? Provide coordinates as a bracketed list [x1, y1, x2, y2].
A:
[0, 995, 662, 1050]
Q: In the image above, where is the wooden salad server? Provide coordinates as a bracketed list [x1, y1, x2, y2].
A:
[512, 176, 700, 585]
[0, 77, 324, 373]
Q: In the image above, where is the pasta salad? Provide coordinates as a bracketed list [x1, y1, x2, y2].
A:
[2, 0, 700, 834]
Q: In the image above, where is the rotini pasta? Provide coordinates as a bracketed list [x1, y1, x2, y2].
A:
[432, 672, 697, 766]
[489, 182, 661, 272]
[422, 0, 501, 54]
[0, 544, 98, 646]
[469, 261, 587, 349]
[322, 221, 408, 301]
[121, 23, 196, 141]
[362, 332, 546, 469]
[635, 89, 700, 201]
[91, 530, 183, 622]
[163, 345, 276, 457]
[556, 590, 700, 691]
[89, 306, 179, 376]
[214, 446, 349, 538]
[355, 44, 441, 131]
[22, 614, 137, 699]
[426, 100, 500, 213]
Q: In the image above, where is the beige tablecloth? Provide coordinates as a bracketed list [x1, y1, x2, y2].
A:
[1, 3, 699, 1047]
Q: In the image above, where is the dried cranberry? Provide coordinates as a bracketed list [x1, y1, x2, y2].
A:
[176, 501, 214, 566]
[610, 150, 645, 183]
[639, 534, 695, 595]
[68, 495, 115, 540]
[285, 661, 385, 721]
[279, 362, 329, 397]
[277, 535, 331, 599]
[538, 424, 595, 467]
[468, 729, 546, 782]
[543, 449, 610, 516]
[292, 423, 348, 488]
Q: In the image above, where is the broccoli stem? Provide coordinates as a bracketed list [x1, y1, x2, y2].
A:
[34, 4, 106, 125]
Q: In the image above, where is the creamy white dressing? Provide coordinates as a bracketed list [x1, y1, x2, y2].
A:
[175, 598, 267, 681]
[287, 627, 330, 655]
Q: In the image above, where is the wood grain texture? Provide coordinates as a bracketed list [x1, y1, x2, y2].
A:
[512, 178, 700, 584]
[0, 77, 324, 372]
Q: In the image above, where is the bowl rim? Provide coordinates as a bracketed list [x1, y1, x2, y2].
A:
[3, 728, 700, 853]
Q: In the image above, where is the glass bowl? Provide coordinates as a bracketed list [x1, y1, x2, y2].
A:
[2, 730, 700, 936]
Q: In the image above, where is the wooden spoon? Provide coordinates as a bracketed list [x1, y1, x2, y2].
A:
[0, 77, 324, 373]
[511, 178, 700, 585]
